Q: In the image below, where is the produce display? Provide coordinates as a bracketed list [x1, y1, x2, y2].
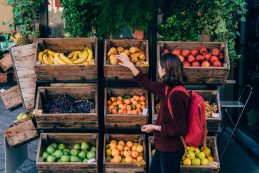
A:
[41, 141, 96, 163]
[105, 139, 145, 166]
[16, 112, 29, 121]
[42, 94, 95, 114]
[205, 101, 218, 118]
[162, 47, 224, 67]
[107, 46, 148, 66]
[37, 48, 94, 65]
[107, 94, 147, 115]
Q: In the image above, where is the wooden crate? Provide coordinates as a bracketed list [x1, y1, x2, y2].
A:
[104, 88, 148, 129]
[151, 90, 221, 134]
[0, 85, 23, 110]
[4, 117, 38, 147]
[0, 53, 13, 71]
[0, 72, 7, 83]
[34, 38, 98, 81]
[148, 136, 220, 173]
[36, 133, 98, 173]
[34, 84, 98, 129]
[104, 39, 149, 79]
[157, 41, 230, 84]
[104, 134, 146, 173]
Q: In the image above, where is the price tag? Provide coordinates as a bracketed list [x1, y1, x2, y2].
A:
[87, 158, 96, 163]
[0, 88, 5, 93]
[212, 113, 220, 118]
[142, 109, 148, 116]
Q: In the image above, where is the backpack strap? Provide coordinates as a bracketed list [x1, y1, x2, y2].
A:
[167, 86, 189, 156]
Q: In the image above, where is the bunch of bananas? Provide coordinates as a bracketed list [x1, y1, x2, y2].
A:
[37, 48, 94, 65]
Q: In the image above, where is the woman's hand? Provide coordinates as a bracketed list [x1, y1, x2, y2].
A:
[117, 54, 139, 76]
[141, 124, 161, 133]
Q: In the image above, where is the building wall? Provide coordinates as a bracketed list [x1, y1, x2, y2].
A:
[0, 0, 13, 33]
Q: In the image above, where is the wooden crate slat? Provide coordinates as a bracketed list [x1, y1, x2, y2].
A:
[0, 53, 13, 71]
[10, 44, 37, 109]
[0, 72, 7, 83]
[0, 85, 23, 110]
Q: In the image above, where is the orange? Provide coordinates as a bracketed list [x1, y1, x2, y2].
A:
[123, 109, 127, 114]
[132, 145, 137, 151]
[111, 109, 117, 114]
[136, 108, 142, 114]
[110, 97, 117, 102]
[112, 102, 117, 106]
[124, 146, 130, 151]
[134, 96, 140, 101]
[118, 140, 125, 146]
[126, 141, 133, 148]
[126, 105, 131, 111]
[132, 101, 138, 105]
[107, 100, 112, 106]
[140, 101, 146, 106]
[131, 151, 139, 159]
[110, 140, 117, 145]
[137, 145, 144, 153]
[116, 100, 122, 105]
[141, 105, 146, 110]
[113, 155, 122, 163]
[125, 156, 133, 163]
[124, 99, 131, 105]
[127, 110, 132, 114]
[118, 109, 124, 114]
[112, 149, 120, 156]
[109, 143, 117, 150]
[130, 98, 135, 103]
[117, 144, 124, 151]
[123, 150, 131, 157]
[117, 96, 123, 101]
[131, 110, 137, 114]
[136, 104, 142, 109]
[118, 104, 125, 110]
[140, 96, 146, 101]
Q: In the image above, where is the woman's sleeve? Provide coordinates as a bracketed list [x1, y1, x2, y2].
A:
[133, 71, 166, 97]
[160, 91, 189, 137]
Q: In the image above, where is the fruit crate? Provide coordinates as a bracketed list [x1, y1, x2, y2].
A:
[103, 134, 146, 173]
[36, 133, 98, 173]
[4, 116, 38, 147]
[104, 39, 149, 79]
[148, 136, 220, 173]
[157, 41, 230, 84]
[34, 84, 98, 129]
[104, 88, 148, 129]
[34, 38, 98, 81]
[151, 90, 221, 134]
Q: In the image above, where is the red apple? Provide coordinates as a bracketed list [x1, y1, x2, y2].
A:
[163, 48, 170, 54]
[205, 53, 212, 61]
[172, 48, 181, 56]
[219, 53, 224, 60]
[213, 60, 222, 67]
[191, 49, 199, 57]
[187, 55, 195, 63]
[183, 61, 191, 67]
[178, 55, 185, 62]
[210, 56, 219, 64]
[196, 55, 205, 61]
[201, 61, 210, 67]
[181, 49, 190, 58]
[192, 61, 200, 67]
[211, 48, 220, 56]
[199, 47, 207, 54]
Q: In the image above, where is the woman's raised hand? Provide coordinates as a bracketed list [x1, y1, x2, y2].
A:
[116, 54, 134, 69]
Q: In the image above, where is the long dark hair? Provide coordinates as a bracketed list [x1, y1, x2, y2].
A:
[160, 53, 187, 86]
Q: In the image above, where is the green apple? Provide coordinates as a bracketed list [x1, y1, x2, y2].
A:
[21, 113, 28, 120]
[47, 155, 56, 162]
[87, 151, 96, 160]
[17, 113, 23, 121]
[58, 143, 66, 150]
[182, 158, 192, 166]
[73, 144, 81, 150]
[78, 151, 87, 159]
[70, 155, 80, 162]
[46, 146, 55, 154]
[54, 149, 63, 159]
[187, 146, 195, 152]
[201, 158, 209, 166]
[60, 155, 70, 162]
[196, 152, 205, 159]
[50, 143, 58, 150]
[83, 158, 88, 162]
[81, 142, 90, 151]
[42, 151, 49, 160]
[187, 151, 195, 160]
[63, 149, 70, 155]
[90, 147, 96, 152]
[194, 148, 200, 154]
[191, 158, 201, 166]
[70, 149, 79, 156]
[152, 149, 156, 157]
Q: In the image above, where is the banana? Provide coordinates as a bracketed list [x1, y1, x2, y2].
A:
[42, 54, 52, 64]
[59, 53, 73, 64]
[72, 52, 80, 61]
[73, 48, 88, 64]
[54, 53, 66, 64]
[68, 51, 81, 59]
[38, 51, 44, 62]
[86, 48, 94, 61]
[49, 55, 54, 63]
[45, 49, 56, 57]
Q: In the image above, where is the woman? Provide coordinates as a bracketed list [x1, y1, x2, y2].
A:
[117, 53, 190, 173]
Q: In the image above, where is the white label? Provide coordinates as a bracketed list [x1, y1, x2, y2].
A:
[142, 109, 148, 116]
[87, 158, 96, 163]
[0, 89, 6, 93]
[212, 113, 220, 118]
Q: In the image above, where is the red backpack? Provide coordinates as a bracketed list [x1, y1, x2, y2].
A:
[165, 86, 208, 153]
